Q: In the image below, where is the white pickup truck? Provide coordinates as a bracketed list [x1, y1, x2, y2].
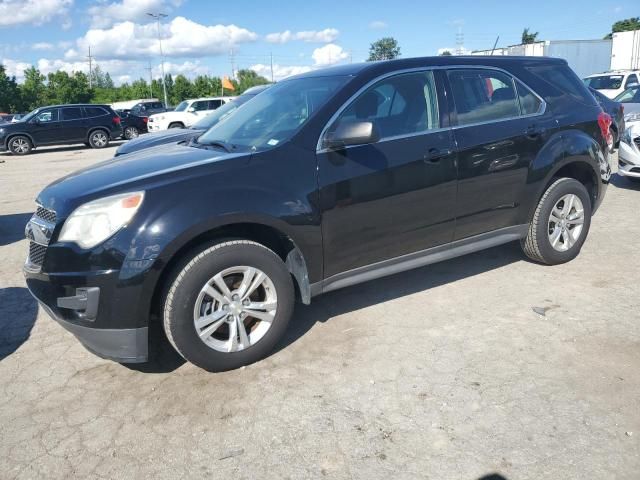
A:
[148, 97, 234, 131]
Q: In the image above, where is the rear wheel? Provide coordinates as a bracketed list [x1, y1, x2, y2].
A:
[8, 135, 32, 155]
[124, 126, 139, 140]
[521, 177, 592, 265]
[88, 129, 110, 148]
[168, 122, 184, 129]
[162, 240, 294, 372]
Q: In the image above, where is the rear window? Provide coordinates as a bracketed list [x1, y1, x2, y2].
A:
[584, 75, 624, 90]
[85, 106, 107, 117]
[529, 65, 597, 106]
[61, 107, 83, 120]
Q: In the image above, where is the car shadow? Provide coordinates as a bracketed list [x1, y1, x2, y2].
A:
[610, 173, 640, 190]
[276, 241, 524, 354]
[0, 287, 38, 361]
[0, 212, 32, 246]
[478, 475, 508, 480]
[126, 242, 523, 374]
[0, 141, 126, 157]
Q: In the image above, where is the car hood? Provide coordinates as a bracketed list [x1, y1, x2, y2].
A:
[38, 142, 247, 216]
[596, 89, 620, 99]
[116, 128, 204, 156]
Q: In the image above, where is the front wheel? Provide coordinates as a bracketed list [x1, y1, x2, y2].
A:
[88, 130, 110, 148]
[162, 240, 294, 372]
[8, 135, 32, 155]
[521, 177, 592, 265]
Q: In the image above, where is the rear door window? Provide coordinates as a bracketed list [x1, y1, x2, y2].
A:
[448, 69, 520, 126]
[84, 106, 107, 117]
[208, 99, 223, 110]
[192, 101, 210, 111]
[61, 107, 84, 120]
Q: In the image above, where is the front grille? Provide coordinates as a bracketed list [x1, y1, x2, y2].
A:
[28, 242, 47, 267]
[35, 205, 56, 224]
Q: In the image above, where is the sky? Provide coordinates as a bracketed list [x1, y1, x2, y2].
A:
[0, 0, 633, 85]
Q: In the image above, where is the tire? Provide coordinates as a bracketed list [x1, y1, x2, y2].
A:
[124, 126, 139, 140]
[8, 135, 32, 155]
[168, 122, 184, 129]
[521, 177, 592, 265]
[162, 240, 294, 372]
[88, 129, 110, 149]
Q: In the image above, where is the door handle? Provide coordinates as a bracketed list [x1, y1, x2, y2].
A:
[424, 147, 452, 163]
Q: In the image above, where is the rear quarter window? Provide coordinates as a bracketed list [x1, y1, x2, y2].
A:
[85, 107, 107, 117]
[527, 64, 597, 106]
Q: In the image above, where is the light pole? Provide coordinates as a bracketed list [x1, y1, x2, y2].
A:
[147, 12, 169, 107]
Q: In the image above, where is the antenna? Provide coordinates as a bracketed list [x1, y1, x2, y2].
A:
[270, 52, 274, 83]
[490, 36, 500, 56]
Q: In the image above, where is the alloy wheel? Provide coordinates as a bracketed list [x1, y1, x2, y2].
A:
[125, 127, 139, 139]
[92, 132, 108, 147]
[11, 138, 29, 154]
[193, 266, 278, 353]
[548, 194, 585, 252]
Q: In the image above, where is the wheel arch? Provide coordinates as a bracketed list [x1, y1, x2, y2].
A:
[148, 221, 312, 322]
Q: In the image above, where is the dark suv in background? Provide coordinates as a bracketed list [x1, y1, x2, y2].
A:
[24, 57, 611, 372]
[1, 104, 122, 155]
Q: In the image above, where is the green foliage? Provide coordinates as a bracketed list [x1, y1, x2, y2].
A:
[521, 28, 539, 44]
[604, 17, 640, 39]
[367, 37, 401, 61]
[439, 50, 453, 56]
[0, 62, 271, 112]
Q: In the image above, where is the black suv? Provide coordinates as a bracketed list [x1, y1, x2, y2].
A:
[129, 101, 166, 117]
[24, 57, 611, 371]
[1, 104, 123, 155]
[116, 110, 149, 140]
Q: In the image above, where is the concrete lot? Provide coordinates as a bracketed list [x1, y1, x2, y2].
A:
[0, 143, 639, 479]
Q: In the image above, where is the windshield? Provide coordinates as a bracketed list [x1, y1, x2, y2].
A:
[584, 75, 624, 90]
[198, 76, 348, 151]
[174, 101, 189, 112]
[614, 87, 640, 103]
[192, 96, 250, 130]
[20, 107, 42, 123]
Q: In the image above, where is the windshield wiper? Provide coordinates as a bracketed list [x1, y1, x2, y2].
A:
[199, 140, 235, 153]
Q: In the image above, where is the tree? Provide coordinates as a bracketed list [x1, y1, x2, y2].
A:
[367, 37, 401, 61]
[0, 65, 20, 112]
[521, 28, 539, 44]
[45, 71, 91, 105]
[604, 17, 640, 39]
[20, 66, 46, 111]
[171, 74, 194, 104]
[235, 69, 269, 94]
[439, 50, 453, 56]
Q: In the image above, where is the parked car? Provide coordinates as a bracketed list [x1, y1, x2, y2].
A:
[147, 97, 232, 131]
[116, 109, 148, 140]
[24, 56, 611, 371]
[1, 104, 122, 155]
[614, 86, 640, 123]
[115, 85, 270, 157]
[583, 70, 640, 99]
[11, 113, 26, 123]
[111, 99, 166, 117]
[618, 121, 640, 182]
[0, 113, 14, 123]
[590, 87, 625, 152]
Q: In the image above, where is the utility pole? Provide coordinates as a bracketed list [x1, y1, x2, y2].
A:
[269, 52, 274, 83]
[86, 46, 94, 88]
[229, 48, 236, 80]
[144, 61, 153, 97]
[455, 26, 464, 55]
[147, 12, 169, 107]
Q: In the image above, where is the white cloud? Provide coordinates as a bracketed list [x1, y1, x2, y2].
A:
[1, 58, 32, 82]
[369, 20, 387, 30]
[265, 28, 339, 44]
[159, 60, 210, 77]
[32, 43, 55, 51]
[66, 17, 258, 60]
[249, 63, 312, 81]
[0, 0, 72, 27]
[88, 0, 184, 28]
[312, 44, 349, 66]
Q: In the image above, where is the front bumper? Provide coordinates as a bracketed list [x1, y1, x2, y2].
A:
[618, 139, 640, 178]
[25, 266, 149, 363]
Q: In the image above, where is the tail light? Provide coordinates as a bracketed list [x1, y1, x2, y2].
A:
[113, 116, 121, 125]
[597, 111, 612, 145]
[143, 117, 148, 123]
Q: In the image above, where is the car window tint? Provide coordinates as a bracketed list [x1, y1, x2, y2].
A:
[209, 100, 223, 109]
[516, 81, 542, 115]
[192, 101, 210, 111]
[448, 69, 520, 126]
[152, 102, 163, 109]
[85, 107, 106, 117]
[61, 107, 83, 120]
[529, 64, 597, 105]
[36, 109, 58, 122]
[331, 71, 440, 140]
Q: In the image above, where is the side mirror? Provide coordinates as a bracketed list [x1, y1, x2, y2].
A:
[32, 117, 40, 124]
[187, 107, 196, 113]
[323, 121, 379, 150]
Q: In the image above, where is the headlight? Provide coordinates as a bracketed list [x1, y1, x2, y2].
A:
[624, 112, 640, 123]
[0, 128, 5, 135]
[59, 192, 144, 249]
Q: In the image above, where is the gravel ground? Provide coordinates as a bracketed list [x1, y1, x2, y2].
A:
[0, 143, 639, 480]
